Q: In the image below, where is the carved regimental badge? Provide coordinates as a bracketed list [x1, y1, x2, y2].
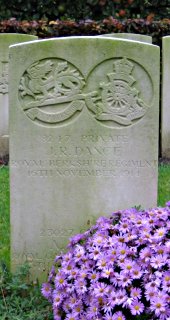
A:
[19, 59, 88, 126]
[19, 57, 151, 127]
[85, 58, 150, 127]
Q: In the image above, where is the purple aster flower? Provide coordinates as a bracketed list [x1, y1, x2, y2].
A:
[129, 299, 144, 315]
[119, 219, 130, 233]
[65, 311, 79, 320]
[86, 304, 100, 320]
[74, 278, 87, 294]
[145, 287, 158, 302]
[88, 270, 99, 283]
[41, 282, 52, 301]
[112, 311, 126, 320]
[88, 245, 100, 260]
[74, 245, 85, 262]
[154, 244, 167, 255]
[116, 288, 127, 305]
[68, 233, 86, 247]
[55, 272, 67, 289]
[117, 271, 133, 287]
[131, 264, 143, 279]
[101, 267, 114, 278]
[130, 287, 142, 300]
[53, 290, 63, 307]
[159, 308, 170, 320]
[107, 289, 117, 308]
[145, 279, 161, 290]
[120, 258, 135, 273]
[62, 298, 72, 313]
[162, 271, 170, 286]
[93, 282, 110, 297]
[73, 301, 83, 315]
[117, 243, 129, 258]
[150, 254, 168, 269]
[96, 254, 110, 269]
[53, 308, 62, 320]
[154, 227, 167, 240]
[150, 297, 167, 316]
[139, 247, 152, 261]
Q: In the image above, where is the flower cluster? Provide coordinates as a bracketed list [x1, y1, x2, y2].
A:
[42, 203, 170, 320]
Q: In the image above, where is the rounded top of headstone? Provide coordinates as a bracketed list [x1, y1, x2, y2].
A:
[0, 33, 38, 58]
[0, 33, 38, 46]
[99, 33, 152, 44]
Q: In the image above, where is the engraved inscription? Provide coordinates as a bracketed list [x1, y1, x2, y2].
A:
[19, 58, 152, 127]
[0, 62, 8, 93]
[10, 133, 157, 178]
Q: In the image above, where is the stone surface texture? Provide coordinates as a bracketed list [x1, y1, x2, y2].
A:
[162, 36, 170, 158]
[9, 37, 160, 279]
[100, 33, 152, 43]
[0, 34, 38, 157]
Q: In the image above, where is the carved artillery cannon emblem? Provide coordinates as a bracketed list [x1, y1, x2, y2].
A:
[85, 58, 149, 127]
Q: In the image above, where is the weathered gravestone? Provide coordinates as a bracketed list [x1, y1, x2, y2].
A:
[162, 36, 170, 158]
[0, 34, 38, 158]
[9, 37, 160, 279]
[99, 33, 152, 44]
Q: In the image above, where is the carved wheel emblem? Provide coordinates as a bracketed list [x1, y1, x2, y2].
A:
[19, 57, 151, 127]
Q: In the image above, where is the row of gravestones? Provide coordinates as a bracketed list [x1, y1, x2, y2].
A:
[2, 32, 168, 280]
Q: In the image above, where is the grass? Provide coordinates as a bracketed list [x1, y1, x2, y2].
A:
[158, 163, 170, 206]
[0, 166, 10, 268]
[0, 164, 170, 319]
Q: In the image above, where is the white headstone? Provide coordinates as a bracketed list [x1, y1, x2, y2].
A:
[0, 34, 38, 158]
[162, 36, 170, 158]
[9, 37, 160, 279]
[99, 33, 152, 43]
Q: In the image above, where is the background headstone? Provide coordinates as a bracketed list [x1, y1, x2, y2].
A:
[9, 37, 160, 279]
[0, 34, 38, 158]
[162, 36, 170, 158]
[99, 33, 152, 43]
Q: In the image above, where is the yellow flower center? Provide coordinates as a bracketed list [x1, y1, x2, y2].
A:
[127, 265, 132, 270]
[45, 287, 49, 291]
[120, 250, 125, 254]
[67, 265, 72, 270]
[135, 305, 140, 310]
[59, 278, 64, 284]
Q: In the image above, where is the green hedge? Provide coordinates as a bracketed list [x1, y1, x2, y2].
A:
[1, 0, 170, 21]
[1, 18, 170, 46]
